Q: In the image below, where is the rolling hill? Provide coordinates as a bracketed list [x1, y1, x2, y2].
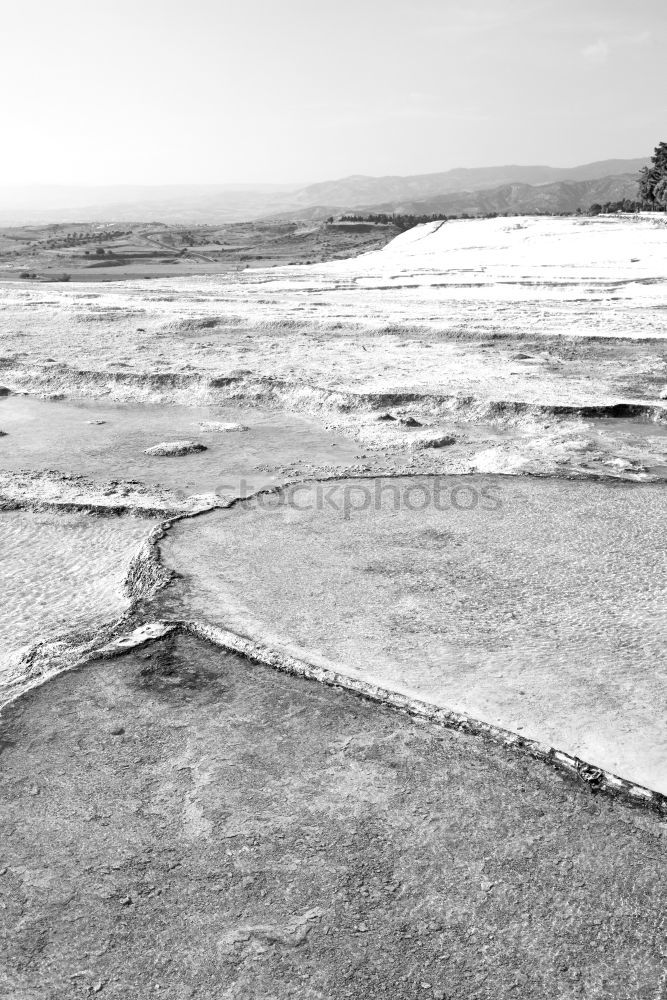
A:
[343, 173, 644, 219]
[290, 159, 649, 209]
[0, 159, 649, 225]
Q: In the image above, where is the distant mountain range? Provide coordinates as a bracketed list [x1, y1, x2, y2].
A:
[327, 174, 644, 219]
[0, 159, 648, 225]
[289, 159, 649, 209]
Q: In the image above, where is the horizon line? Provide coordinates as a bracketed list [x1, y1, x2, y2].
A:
[0, 155, 651, 191]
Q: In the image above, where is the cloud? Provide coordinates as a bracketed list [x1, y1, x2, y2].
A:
[581, 29, 650, 64]
[582, 39, 609, 63]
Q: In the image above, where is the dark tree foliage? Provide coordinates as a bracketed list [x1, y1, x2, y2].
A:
[339, 213, 445, 231]
[638, 142, 667, 209]
[588, 199, 643, 215]
[335, 201, 646, 228]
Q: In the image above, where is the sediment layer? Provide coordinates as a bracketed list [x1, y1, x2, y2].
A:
[2, 629, 664, 999]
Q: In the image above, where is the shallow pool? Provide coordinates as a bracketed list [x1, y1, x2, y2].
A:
[0, 509, 154, 677]
[154, 474, 667, 793]
[0, 394, 361, 497]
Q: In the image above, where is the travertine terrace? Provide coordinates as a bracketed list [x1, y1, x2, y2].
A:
[1, 215, 666, 999]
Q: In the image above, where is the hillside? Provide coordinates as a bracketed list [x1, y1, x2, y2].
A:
[0, 219, 400, 282]
[292, 158, 648, 209]
[0, 159, 648, 226]
[351, 173, 643, 218]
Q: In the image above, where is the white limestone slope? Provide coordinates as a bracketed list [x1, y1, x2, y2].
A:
[3, 214, 667, 345]
[326, 214, 667, 300]
[234, 214, 667, 339]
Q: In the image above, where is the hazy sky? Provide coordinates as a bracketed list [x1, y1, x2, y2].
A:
[3, 0, 665, 185]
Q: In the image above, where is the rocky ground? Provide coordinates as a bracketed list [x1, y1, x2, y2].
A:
[1, 633, 665, 1000]
[1, 217, 666, 485]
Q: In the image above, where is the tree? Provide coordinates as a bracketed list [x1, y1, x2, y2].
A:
[653, 175, 667, 209]
[638, 142, 667, 209]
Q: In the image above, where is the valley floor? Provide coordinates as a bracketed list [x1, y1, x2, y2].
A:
[0, 219, 400, 282]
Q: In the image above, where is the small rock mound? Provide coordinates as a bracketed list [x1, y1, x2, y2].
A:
[144, 440, 207, 457]
[398, 416, 422, 427]
[412, 433, 456, 450]
[198, 421, 249, 433]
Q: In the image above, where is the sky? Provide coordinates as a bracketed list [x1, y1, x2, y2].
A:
[2, 0, 665, 185]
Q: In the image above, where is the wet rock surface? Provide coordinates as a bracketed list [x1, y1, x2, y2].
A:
[154, 475, 667, 793]
[198, 421, 249, 433]
[0, 633, 664, 1000]
[144, 440, 207, 457]
[0, 395, 363, 502]
[0, 509, 156, 679]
